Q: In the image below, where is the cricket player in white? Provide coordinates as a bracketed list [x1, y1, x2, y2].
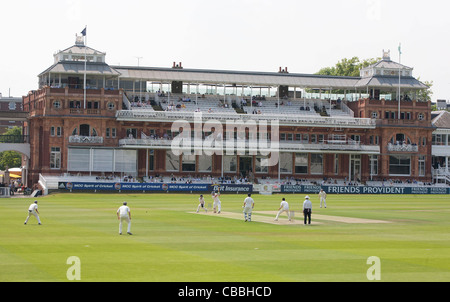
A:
[243, 193, 254, 222]
[212, 191, 221, 213]
[196, 194, 208, 213]
[319, 188, 327, 208]
[275, 198, 291, 221]
[117, 202, 132, 235]
[24, 200, 41, 225]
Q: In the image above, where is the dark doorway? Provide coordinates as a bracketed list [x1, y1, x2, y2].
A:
[80, 124, 90, 136]
[239, 156, 252, 178]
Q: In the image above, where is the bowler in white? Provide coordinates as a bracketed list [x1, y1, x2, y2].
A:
[24, 200, 41, 225]
[212, 191, 221, 213]
[275, 198, 291, 221]
[319, 188, 327, 208]
[117, 202, 132, 235]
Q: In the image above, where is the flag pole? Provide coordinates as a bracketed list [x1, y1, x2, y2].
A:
[398, 43, 401, 120]
[83, 26, 87, 110]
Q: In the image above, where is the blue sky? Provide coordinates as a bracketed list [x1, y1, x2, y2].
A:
[1, 0, 449, 101]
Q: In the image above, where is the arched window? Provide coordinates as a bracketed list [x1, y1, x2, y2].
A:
[390, 133, 411, 145]
[75, 124, 98, 137]
[80, 124, 90, 136]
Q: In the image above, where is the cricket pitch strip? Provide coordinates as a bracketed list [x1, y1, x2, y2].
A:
[190, 211, 391, 225]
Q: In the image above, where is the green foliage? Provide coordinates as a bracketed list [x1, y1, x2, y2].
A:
[417, 78, 434, 102]
[316, 56, 380, 77]
[0, 127, 23, 169]
[3, 126, 22, 136]
[0, 151, 21, 170]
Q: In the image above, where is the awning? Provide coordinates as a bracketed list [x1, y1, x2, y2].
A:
[113, 66, 360, 89]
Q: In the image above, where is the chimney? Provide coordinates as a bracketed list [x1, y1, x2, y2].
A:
[173, 62, 176, 68]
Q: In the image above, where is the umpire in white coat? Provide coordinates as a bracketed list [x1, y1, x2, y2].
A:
[302, 196, 312, 225]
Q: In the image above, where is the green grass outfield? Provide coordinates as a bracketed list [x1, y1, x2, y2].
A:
[0, 192, 449, 282]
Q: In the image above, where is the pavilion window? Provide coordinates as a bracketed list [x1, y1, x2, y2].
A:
[182, 154, 196, 172]
[295, 153, 308, 174]
[224, 156, 237, 173]
[255, 156, 269, 173]
[310, 154, 323, 174]
[389, 155, 410, 175]
[279, 153, 292, 174]
[50, 147, 61, 169]
[166, 151, 180, 172]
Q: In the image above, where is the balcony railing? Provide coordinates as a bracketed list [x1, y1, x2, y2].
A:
[69, 108, 101, 115]
[69, 136, 104, 144]
[115, 110, 376, 128]
[387, 143, 418, 152]
[0, 135, 29, 144]
[118, 137, 380, 154]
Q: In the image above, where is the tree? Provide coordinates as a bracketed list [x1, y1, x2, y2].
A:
[316, 57, 380, 77]
[0, 126, 23, 170]
[0, 151, 21, 170]
[416, 78, 433, 102]
[0, 126, 22, 143]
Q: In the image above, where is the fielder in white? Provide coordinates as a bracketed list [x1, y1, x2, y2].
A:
[24, 200, 41, 225]
[274, 198, 291, 221]
[212, 191, 221, 213]
[243, 193, 254, 222]
[117, 202, 132, 235]
[196, 194, 208, 213]
[319, 188, 327, 208]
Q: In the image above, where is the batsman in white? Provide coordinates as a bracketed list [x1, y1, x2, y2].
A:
[274, 197, 291, 221]
[212, 190, 221, 213]
[24, 200, 41, 225]
[117, 201, 132, 235]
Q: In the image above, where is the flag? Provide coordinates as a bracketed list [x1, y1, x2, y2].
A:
[81, 27, 87, 36]
[398, 43, 402, 55]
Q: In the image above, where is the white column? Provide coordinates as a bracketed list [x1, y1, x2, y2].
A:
[146, 149, 149, 178]
[303, 87, 306, 107]
[196, 83, 198, 105]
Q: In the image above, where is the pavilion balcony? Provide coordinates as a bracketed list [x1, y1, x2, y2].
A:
[431, 145, 450, 157]
[69, 135, 104, 144]
[387, 143, 418, 152]
[118, 137, 380, 155]
[68, 108, 102, 115]
[115, 110, 376, 129]
[0, 135, 29, 144]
